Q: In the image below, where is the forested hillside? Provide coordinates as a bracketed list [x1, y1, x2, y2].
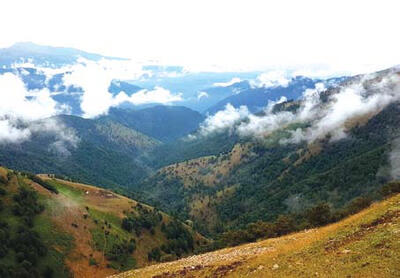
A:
[135, 68, 400, 236]
[112, 189, 400, 278]
[0, 167, 206, 277]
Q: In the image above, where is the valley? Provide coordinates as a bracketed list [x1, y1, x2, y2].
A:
[112, 190, 400, 278]
[0, 39, 399, 277]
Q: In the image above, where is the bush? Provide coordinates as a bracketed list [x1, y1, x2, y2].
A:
[28, 175, 58, 194]
[306, 203, 332, 227]
[381, 182, 400, 197]
[148, 247, 161, 261]
[274, 215, 296, 236]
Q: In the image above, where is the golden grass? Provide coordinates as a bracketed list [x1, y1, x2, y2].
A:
[111, 194, 400, 278]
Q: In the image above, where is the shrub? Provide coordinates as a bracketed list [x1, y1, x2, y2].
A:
[381, 181, 400, 197]
[306, 203, 332, 227]
[148, 247, 161, 261]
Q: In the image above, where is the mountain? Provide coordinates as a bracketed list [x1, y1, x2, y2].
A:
[205, 76, 347, 115]
[112, 190, 400, 278]
[0, 167, 206, 277]
[0, 114, 160, 190]
[105, 106, 205, 142]
[195, 80, 251, 112]
[0, 42, 126, 68]
[134, 68, 400, 235]
[0, 64, 142, 116]
[0, 105, 205, 191]
[133, 72, 260, 111]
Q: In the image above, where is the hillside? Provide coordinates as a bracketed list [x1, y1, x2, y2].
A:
[0, 113, 163, 191]
[0, 167, 207, 278]
[111, 191, 400, 278]
[105, 106, 205, 142]
[136, 68, 400, 236]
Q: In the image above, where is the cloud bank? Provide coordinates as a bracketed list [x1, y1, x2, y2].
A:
[0, 72, 78, 149]
[250, 70, 292, 88]
[61, 58, 183, 118]
[199, 104, 249, 136]
[390, 138, 400, 181]
[198, 71, 400, 145]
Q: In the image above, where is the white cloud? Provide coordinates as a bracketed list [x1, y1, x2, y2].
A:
[125, 86, 183, 105]
[199, 104, 249, 136]
[196, 70, 400, 145]
[0, 72, 60, 120]
[0, 119, 31, 143]
[213, 77, 241, 87]
[197, 91, 209, 100]
[30, 118, 79, 155]
[62, 58, 182, 118]
[390, 138, 400, 181]
[284, 73, 400, 144]
[0, 72, 77, 147]
[251, 70, 291, 88]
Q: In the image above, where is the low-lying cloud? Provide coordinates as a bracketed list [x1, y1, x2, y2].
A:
[62, 58, 183, 118]
[250, 70, 291, 88]
[389, 138, 400, 181]
[0, 72, 78, 150]
[198, 70, 400, 145]
[199, 104, 249, 136]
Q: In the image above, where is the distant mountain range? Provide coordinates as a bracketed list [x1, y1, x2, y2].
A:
[1, 42, 400, 277]
[0, 41, 126, 68]
[0, 42, 350, 115]
[205, 76, 348, 114]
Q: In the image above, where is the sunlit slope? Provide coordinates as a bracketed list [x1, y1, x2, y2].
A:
[0, 168, 206, 278]
[111, 193, 400, 278]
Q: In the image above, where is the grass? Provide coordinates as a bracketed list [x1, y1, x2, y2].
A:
[47, 179, 84, 201]
[0, 169, 204, 277]
[88, 206, 137, 271]
[111, 193, 400, 278]
[0, 171, 73, 277]
[33, 214, 73, 278]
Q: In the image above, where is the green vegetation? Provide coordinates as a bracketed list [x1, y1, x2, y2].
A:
[212, 195, 372, 248]
[25, 174, 59, 194]
[88, 207, 137, 271]
[160, 220, 194, 257]
[138, 103, 400, 237]
[0, 172, 70, 278]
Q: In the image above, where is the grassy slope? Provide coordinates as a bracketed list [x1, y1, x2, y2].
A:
[0, 167, 206, 278]
[38, 176, 206, 276]
[0, 168, 72, 277]
[111, 192, 400, 278]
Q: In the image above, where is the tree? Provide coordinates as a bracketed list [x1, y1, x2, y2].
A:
[306, 203, 332, 227]
[274, 215, 296, 236]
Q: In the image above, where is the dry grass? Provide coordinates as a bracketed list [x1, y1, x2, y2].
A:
[161, 143, 251, 188]
[111, 193, 400, 278]
[28, 176, 206, 277]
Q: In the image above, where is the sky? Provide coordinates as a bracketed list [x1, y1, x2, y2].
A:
[1, 0, 400, 73]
